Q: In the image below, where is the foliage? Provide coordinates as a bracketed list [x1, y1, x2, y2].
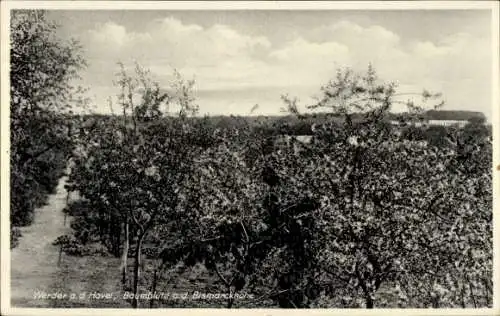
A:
[66, 64, 206, 307]
[10, 10, 85, 244]
[173, 65, 492, 308]
[114, 63, 169, 123]
[53, 234, 109, 257]
[64, 64, 492, 309]
[10, 227, 22, 249]
[274, 66, 492, 308]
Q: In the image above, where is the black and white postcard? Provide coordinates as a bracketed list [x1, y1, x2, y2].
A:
[1, 1, 499, 315]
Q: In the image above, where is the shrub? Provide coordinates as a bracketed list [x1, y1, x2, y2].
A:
[10, 227, 22, 249]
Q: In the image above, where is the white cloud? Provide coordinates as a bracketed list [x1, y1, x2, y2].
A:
[313, 20, 401, 48]
[88, 22, 128, 46]
[156, 16, 203, 34]
[270, 37, 350, 64]
[412, 41, 451, 58]
[85, 17, 271, 77]
[79, 17, 491, 119]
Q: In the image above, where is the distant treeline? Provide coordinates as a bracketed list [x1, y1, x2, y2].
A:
[423, 110, 486, 121]
[76, 109, 487, 138]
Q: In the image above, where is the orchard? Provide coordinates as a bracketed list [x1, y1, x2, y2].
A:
[10, 10, 492, 309]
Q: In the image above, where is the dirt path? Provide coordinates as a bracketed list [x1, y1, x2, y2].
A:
[10, 176, 75, 307]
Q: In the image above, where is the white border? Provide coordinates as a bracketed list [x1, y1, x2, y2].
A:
[1, 1, 499, 316]
[0, 1, 497, 10]
[491, 1, 500, 312]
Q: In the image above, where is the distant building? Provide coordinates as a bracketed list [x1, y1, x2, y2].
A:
[389, 110, 485, 128]
[427, 119, 469, 127]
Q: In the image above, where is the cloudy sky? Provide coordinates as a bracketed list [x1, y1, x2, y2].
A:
[47, 9, 493, 119]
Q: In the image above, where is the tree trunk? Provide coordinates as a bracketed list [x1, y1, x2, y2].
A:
[483, 277, 491, 307]
[150, 267, 158, 308]
[226, 288, 234, 308]
[365, 294, 374, 309]
[460, 283, 466, 308]
[432, 295, 440, 308]
[64, 191, 69, 226]
[468, 277, 477, 308]
[355, 266, 375, 309]
[106, 210, 112, 250]
[132, 232, 145, 308]
[121, 218, 129, 286]
[115, 223, 121, 258]
[110, 220, 120, 257]
[57, 244, 63, 266]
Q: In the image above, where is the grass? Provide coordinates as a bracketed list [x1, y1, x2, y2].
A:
[48, 254, 128, 308]
[46, 247, 275, 308]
